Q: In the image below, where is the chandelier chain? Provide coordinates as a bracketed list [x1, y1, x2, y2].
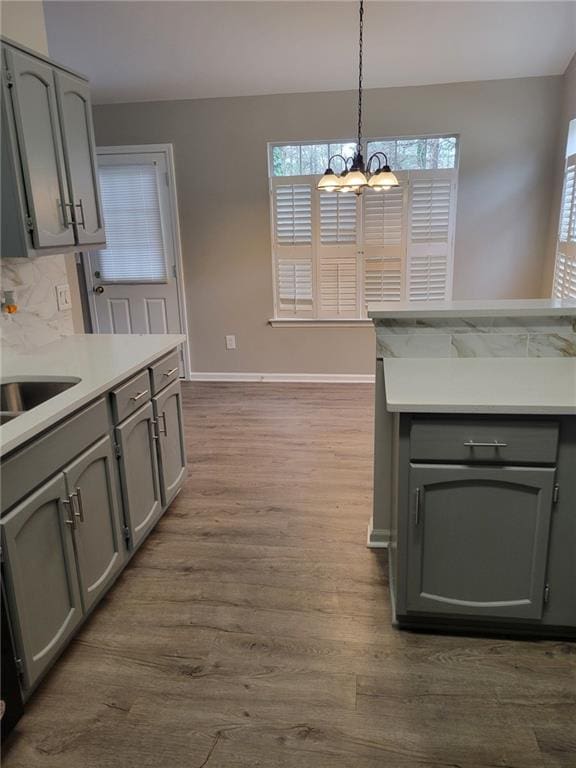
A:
[357, 0, 364, 152]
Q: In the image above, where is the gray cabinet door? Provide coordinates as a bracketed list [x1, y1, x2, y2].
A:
[0, 474, 83, 690]
[116, 401, 162, 548]
[153, 379, 187, 507]
[55, 71, 105, 246]
[5, 48, 74, 249]
[406, 465, 555, 620]
[64, 436, 125, 612]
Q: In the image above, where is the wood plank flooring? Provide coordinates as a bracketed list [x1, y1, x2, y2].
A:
[3, 383, 576, 767]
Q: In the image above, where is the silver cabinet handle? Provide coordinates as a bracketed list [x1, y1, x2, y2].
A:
[414, 487, 422, 526]
[130, 389, 149, 402]
[463, 441, 508, 448]
[163, 367, 179, 377]
[59, 200, 74, 228]
[74, 487, 85, 523]
[76, 199, 86, 229]
[159, 412, 168, 436]
[62, 498, 76, 528]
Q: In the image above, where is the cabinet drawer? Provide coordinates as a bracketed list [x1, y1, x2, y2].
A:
[111, 370, 150, 423]
[410, 418, 559, 465]
[150, 350, 180, 395]
[1, 398, 108, 513]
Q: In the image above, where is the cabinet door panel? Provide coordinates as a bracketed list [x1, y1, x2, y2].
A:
[406, 465, 555, 620]
[0, 474, 82, 690]
[6, 49, 74, 249]
[64, 436, 125, 612]
[116, 401, 162, 548]
[153, 379, 186, 507]
[56, 71, 105, 245]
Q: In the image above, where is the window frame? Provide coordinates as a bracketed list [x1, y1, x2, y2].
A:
[268, 135, 460, 323]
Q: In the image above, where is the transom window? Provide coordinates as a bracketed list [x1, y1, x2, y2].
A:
[269, 135, 459, 320]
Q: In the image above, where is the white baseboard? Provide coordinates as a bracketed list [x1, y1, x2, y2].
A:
[187, 372, 375, 384]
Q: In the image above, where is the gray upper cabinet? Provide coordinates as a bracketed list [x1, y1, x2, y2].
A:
[4, 47, 75, 250]
[153, 379, 187, 507]
[63, 437, 125, 612]
[405, 464, 555, 621]
[0, 474, 83, 690]
[116, 401, 162, 548]
[55, 71, 105, 246]
[1, 39, 105, 257]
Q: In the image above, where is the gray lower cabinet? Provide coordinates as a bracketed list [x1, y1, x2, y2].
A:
[153, 379, 187, 506]
[63, 437, 125, 612]
[116, 401, 162, 548]
[0, 474, 83, 690]
[405, 465, 555, 621]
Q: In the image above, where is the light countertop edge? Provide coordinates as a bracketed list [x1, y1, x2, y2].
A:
[368, 298, 576, 320]
[382, 358, 576, 415]
[1, 334, 186, 456]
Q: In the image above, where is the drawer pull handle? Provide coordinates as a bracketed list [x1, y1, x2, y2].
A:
[158, 412, 168, 436]
[463, 441, 508, 448]
[130, 389, 149, 402]
[62, 498, 76, 528]
[74, 487, 85, 523]
[163, 367, 179, 377]
[414, 487, 422, 526]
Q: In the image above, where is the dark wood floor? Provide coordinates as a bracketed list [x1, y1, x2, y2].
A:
[4, 383, 576, 767]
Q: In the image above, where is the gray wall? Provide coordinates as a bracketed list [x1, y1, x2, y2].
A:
[543, 54, 576, 295]
[94, 76, 562, 375]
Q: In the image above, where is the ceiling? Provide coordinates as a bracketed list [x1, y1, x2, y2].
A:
[43, 1, 576, 104]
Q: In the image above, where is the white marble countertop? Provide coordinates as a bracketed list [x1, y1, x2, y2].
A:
[368, 298, 576, 320]
[0, 334, 186, 456]
[383, 358, 576, 415]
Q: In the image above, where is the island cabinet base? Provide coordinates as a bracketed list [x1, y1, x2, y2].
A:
[388, 413, 576, 638]
[0, 348, 187, 699]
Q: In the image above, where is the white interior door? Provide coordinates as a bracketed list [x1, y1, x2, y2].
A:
[85, 146, 190, 375]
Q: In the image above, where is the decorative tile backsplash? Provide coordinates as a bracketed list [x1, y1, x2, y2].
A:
[375, 316, 576, 359]
[0, 255, 74, 353]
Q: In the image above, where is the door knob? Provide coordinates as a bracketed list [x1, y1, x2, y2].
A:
[93, 285, 104, 294]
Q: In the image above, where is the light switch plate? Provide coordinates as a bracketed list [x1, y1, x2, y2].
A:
[56, 284, 72, 311]
[225, 334, 237, 350]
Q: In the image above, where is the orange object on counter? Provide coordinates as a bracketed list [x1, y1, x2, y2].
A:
[2, 304, 18, 314]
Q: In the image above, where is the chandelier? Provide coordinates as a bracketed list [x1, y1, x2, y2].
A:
[317, 0, 399, 195]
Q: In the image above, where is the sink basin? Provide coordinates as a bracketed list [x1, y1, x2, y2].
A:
[0, 379, 80, 416]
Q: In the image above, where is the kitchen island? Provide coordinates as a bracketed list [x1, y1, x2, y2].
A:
[368, 299, 576, 637]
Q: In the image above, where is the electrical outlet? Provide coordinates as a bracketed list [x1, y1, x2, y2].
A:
[56, 284, 71, 311]
[225, 334, 237, 350]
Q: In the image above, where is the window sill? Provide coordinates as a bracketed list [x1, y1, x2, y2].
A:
[268, 318, 374, 328]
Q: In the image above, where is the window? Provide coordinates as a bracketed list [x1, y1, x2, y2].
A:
[96, 161, 168, 283]
[269, 136, 459, 319]
[553, 153, 576, 299]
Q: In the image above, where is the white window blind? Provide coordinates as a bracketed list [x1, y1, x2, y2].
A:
[407, 176, 455, 301]
[274, 184, 312, 244]
[272, 181, 314, 316]
[553, 156, 576, 299]
[96, 163, 167, 283]
[270, 169, 457, 318]
[363, 185, 405, 305]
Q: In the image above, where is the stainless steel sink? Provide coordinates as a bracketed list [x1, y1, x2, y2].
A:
[0, 379, 80, 421]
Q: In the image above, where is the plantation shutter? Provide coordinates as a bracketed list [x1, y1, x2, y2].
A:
[553, 155, 576, 299]
[407, 172, 456, 301]
[272, 179, 314, 316]
[362, 183, 407, 307]
[317, 192, 359, 317]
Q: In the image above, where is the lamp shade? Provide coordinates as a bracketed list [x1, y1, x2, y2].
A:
[317, 169, 339, 192]
[368, 168, 399, 190]
[345, 169, 368, 190]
